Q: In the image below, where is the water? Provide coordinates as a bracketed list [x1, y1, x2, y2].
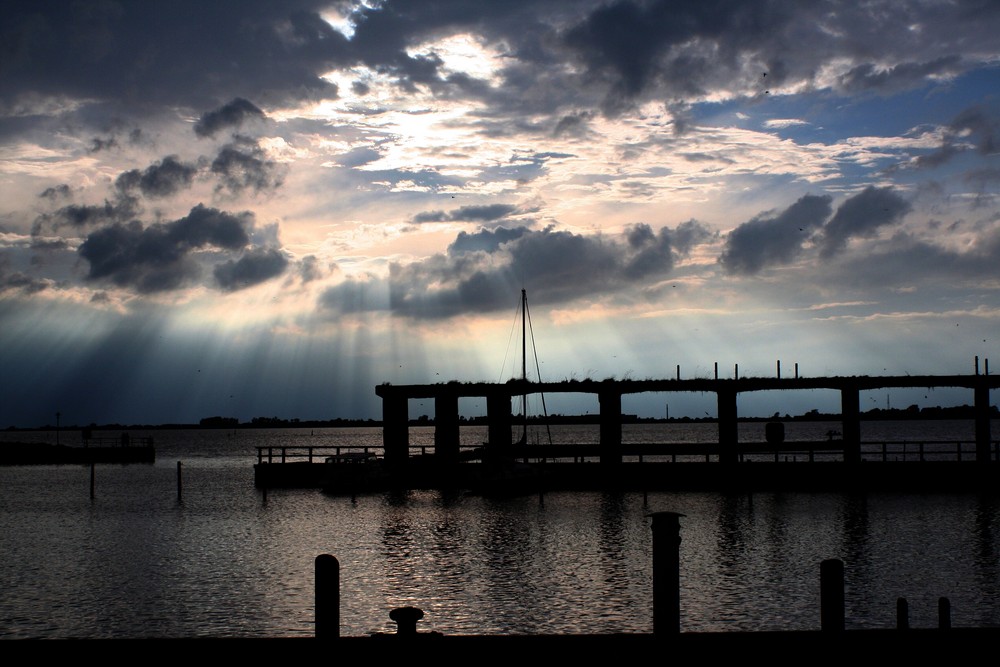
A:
[1, 422, 999, 638]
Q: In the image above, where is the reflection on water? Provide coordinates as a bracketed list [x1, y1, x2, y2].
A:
[1, 425, 999, 638]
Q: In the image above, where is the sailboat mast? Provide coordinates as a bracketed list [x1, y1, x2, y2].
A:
[521, 288, 527, 440]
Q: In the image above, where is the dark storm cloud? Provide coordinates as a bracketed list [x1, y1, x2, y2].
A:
[915, 105, 1000, 169]
[33, 197, 139, 235]
[719, 194, 833, 275]
[78, 204, 256, 293]
[38, 184, 71, 201]
[0, 271, 49, 295]
[299, 255, 323, 282]
[214, 247, 289, 291]
[819, 187, 911, 259]
[194, 99, 267, 138]
[0, 2, 344, 110]
[4, 1, 998, 129]
[211, 140, 285, 195]
[319, 220, 712, 319]
[116, 156, 197, 198]
[88, 137, 118, 153]
[412, 204, 517, 224]
[447, 226, 529, 253]
[836, 56, 964, 95]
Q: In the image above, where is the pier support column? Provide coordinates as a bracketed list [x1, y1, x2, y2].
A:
[599, 390, 622, 465]
[382, 394, 409, 466]
[841, 387, 861, 464]
[486, 393, 512, 451]
[717, 388, 738, 464]
[434, 393, 460, 462]
[974, 381, 992, 463]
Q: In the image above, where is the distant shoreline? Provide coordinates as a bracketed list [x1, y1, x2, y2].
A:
[4, 403, 997, 432]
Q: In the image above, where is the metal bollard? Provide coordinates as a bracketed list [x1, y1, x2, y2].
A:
[389, 606, 424, 636]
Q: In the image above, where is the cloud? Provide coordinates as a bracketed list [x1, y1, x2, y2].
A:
[915, 104, 1000, 169]
[211, 139, 285, 195]
[819, 186, 911, 258]
[719, 194, 833, 275]
[78, 204, 256, 293]
[194, 98, 267, 138]
[38, 185, 72, 201]
[320, 221, 713, 319]
[33, 198, 139, 234]
[0, 270, 50, 295]
[412, 203, 518, 223]
[214, 247, 289, 291]
[115, 155, 197, 198]
[836, 56, 964, 95]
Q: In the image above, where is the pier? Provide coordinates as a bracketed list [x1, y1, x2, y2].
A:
[254, 372, 999, 491]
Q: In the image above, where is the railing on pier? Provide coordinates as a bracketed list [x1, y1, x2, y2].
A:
[257, 439, 999, 465]
[256, 444, 438, 465]
[83, 435, 155, 448]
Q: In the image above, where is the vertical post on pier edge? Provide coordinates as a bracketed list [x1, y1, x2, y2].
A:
[599, 389, 622, 465]
[486, 392, 512, 452]
[315, 554, 340, 639]
[650, 512, 684, 637]
[841, 386, 861, 465]
[382, 393, 409, 466]
[434, 393, 460, 463]
[974, 380, 992, 463]
[821, 558, 845, 632]
[717, 388, 738, 464]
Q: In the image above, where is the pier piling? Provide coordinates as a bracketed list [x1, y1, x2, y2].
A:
[896, 597, 909, 630]
[938, 597, 951, 630]
[315, 554, 340, 639]
[820, 559, 845, 632]
[649, 511, 684, 637]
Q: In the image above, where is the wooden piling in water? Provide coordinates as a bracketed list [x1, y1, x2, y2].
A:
[938, 597, 951, 630]
[315, 554, 340, 639]
[649, 511, 684, 637]
[821, 559, 845, 632]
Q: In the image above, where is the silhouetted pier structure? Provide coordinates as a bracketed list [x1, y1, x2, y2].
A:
[254, 371, 999, 491]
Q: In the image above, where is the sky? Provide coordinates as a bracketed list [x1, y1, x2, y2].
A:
[2, 0, 999, 427]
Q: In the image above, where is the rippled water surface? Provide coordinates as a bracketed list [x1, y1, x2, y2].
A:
[1, 422, 999, 638]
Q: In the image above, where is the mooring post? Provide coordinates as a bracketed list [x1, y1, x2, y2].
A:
[896, 597, 909, 630]
[938, 597, 951, 630]
[90, 463, 95, 499]
[974, 380, 992, 463]
[176, 461, 182, 502]
[717, 389, 738, 464]
[820, 558, 845, 632]
[390, 606, 424, 636]
[315, 554, 340, 639]
[649, 511, 684, 637]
